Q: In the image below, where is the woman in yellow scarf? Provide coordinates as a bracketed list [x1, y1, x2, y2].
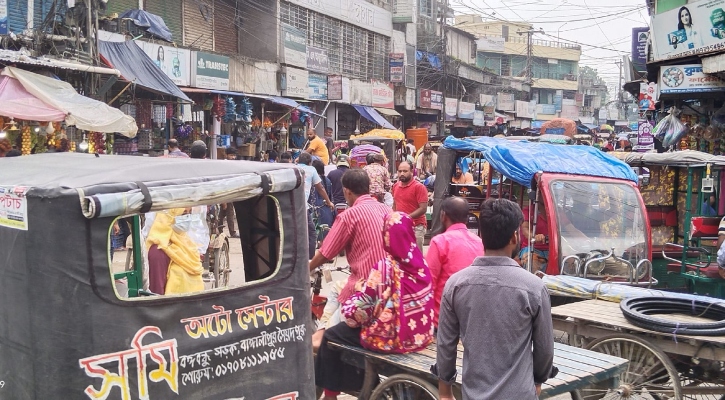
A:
[146, 208, 205, 295]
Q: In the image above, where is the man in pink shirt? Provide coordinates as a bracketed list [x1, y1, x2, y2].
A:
[427, 197, 484, 326]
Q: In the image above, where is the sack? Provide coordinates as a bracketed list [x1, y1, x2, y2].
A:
[653, 112, 687, 148]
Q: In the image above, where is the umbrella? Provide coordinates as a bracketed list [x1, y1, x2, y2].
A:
[600, 124, 614, 131]
[540, 118, 577, 137]
[352, 129, 404, 140]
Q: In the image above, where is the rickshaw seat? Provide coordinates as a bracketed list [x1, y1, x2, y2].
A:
[690, 216, 721, 238]
[666, 262, 723, 279]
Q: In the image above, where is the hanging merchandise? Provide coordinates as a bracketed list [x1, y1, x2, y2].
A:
[212, 96, 225, 121]
[251, 117, 261, 128]
[238, 97, 253, 123]
[176, 124, 193, 139]
[290, 109, 300, 123]
[263, 116, 272, 129]
[152, 105, 167, 125]
[166, 104, 174, 119]
[136, 100, 153, 129]
[21, 126, 33, 155]
[712, 105, 725, 132]
[298, 111, 310, 126]
[653, 108, 687, 148]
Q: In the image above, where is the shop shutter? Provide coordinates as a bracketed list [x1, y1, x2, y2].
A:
[33, 0, 54, 30]
[182, 0, 214, 52]
[106, 0, 139, 15]
[145, 0, 183, 45]
[213, 0, 238, 55]
[7, 0, 29, 33]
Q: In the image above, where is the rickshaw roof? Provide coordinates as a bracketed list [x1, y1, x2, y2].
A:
[610, 150, 725, 168]
[0, 153, 298, 190]
[442, 136, 638, 186]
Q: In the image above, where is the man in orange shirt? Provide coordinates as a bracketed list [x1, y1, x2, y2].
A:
[451, 165, 474, 184]
[304, 128, 330, 165]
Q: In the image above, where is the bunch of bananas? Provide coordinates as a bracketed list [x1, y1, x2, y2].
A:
[70, 140, 76, 152]
[21, 126, 32, 155]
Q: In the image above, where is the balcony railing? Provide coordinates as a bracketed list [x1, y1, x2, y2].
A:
[504, 35, 581, 50]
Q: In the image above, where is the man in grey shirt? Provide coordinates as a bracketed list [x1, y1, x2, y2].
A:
[434, 198, 554, 400]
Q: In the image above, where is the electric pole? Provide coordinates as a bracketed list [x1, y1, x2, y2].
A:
[439, 0, 448, 137]
[518, 28, 541, 101]
[615, 59, 623, 120]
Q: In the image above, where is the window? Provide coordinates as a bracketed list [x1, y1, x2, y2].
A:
[419, 0, 432, 17]
[108, 196, 281, 300]
[501, 25, 509, 40]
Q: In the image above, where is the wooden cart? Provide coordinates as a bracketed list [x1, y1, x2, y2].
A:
[327, 339, 628, 399]
[552, 299, 725, 399]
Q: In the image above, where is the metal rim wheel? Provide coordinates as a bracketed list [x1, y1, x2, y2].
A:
[575, 333, 682, 400]
[369, 373, 438, 400]
[212, 241, 230, 288]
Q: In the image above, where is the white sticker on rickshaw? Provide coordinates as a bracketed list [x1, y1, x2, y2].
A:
[0, 186, 29, 231]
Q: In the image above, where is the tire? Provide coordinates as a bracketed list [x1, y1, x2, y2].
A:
[574, 333, 681, 400]
[369, 373, 438, 400]
[212, 241, 230, 288]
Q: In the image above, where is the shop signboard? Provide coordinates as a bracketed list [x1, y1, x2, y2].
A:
[193, 52, 229, 90]
[390, 53, 405, 83]
[554, 90, 563, 112]
[341, 76, 351, 103]
[419, 89, 431, 108]
[651, 0, 725, 61]
[476, 36, 505, 53]
[141, 42, 191, 86]
[473, 110, 485, 126]
[659, 64, 725, 93]
[284, 0, 393, 36]
[479, 94, 495, 106]
[351, 79, 372, 105]
[515, 100, 536, 119]
[281, 24, 307, 68]
[328, 75, 343, 100]
[575, 93, 584, 107]
[483, 106, 495, 121]
[308, 73, 327, 100]
[0, 0, 7, 35]
[371, 79, 394, 108]
[282, 67, 308, 98]
[458, 101, 475, 119]
[0, 186, 28, 230]
[392, 0, 415, 23]
[632, 27, 649, 73]
[639, 82, 657, 110]
[560, 105, 580, 120]
[636, 120, 655, 152]
[496, 92, 515, 111]
[307, 46, 329, 73]
[537, 104, 557, 115]
[430, 90, 443, 110]
[445, 98, 458, 121]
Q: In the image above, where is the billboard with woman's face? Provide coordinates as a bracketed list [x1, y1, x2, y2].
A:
[140, 42, 192, 86]
[651, 0, 725, 61]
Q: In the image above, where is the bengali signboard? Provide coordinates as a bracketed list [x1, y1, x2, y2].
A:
[496, 92, 514, 111]
[281, 24, 307, 68]
[659, 64, 725, 93]
[308, 73, 327, 100]
[473, 110, 485, 126]
[140, 42, 192, 86]
[651, 0, 725, 61]
[483, 105, 495, 121]
[632, 27, 649, 73]
[458, 101, 475, 119]
[193, 52, 229, 90]
[537, 104, 557, 115]
[282, 67, 308, 98]
[636, 120, 655, 151]
[0, 186, 28, 230]
[560, 105, 580, 120]
[476, 36, 505, 52]
[554, 91, 563, 112]
[371, 79, 394, 108]
[328, 75, 343, 100]
[445, 98, 458, 121]
[430, 90, 443, 110]
[390, 53, 405, 83]
[307, 46, 329, 73]
[419, 89, 431, 108]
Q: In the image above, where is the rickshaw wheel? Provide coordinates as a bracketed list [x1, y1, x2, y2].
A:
[573, 333, 681, 400]
[213, 241, 230, 288]
[369, 373, 438, 399]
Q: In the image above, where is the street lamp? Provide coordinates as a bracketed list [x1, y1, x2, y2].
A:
[557, 22, 568, 46]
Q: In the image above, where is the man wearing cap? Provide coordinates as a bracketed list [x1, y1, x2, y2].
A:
[166, 139, 189, 158]
[327, 154, 350, 206]
[190, 140, 207, 159]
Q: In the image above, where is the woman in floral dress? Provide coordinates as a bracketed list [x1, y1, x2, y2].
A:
[314, 211, 434, 399]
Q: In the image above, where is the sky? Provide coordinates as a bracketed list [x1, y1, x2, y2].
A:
[450, 0, 650, 98]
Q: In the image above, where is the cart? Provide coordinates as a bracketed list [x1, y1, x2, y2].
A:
[326, 338, 629, 399]
[552, 299, 725, 399]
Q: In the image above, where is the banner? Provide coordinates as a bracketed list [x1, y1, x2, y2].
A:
[515, 100, 535, 119]
[659, 64, 725, 93]
[140, 43, 191, 86]
[496, 92, 514, 111]
[307, 47, 329, 73]
[476, 36, 505, 52]
[308, 73, 327, 100]
[445, 98, 458, 121]
[635, 120, 655, 152]
[419, 89, 431, 108]
[639, 82, 657, 110]
[483, 106, 495, 121]
[430, 90, 443, 110]
[458, 101, 475, 119]
[327, 75, 343, 100]
[371, 79, 394, 108]
[281, 24, 306, 68]
[390, 53, 404, 83]
[651, 0, 725, 61]
[632, 27, 649, 72]
[473, 110, 485, 126]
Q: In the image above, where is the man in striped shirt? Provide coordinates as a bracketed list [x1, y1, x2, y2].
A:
[309, 170, 391, 327]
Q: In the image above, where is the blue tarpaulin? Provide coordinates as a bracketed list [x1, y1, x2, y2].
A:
[118, 10, 173, 42]
[442, 136, 638, 187]
[352, 105, 396, 129]
[267, 96, 323, 117]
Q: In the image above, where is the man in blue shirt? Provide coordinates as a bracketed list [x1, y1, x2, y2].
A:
[327, 155, 350, 206]
[703, 194, 718, 216]
[297, 152, 334, 258]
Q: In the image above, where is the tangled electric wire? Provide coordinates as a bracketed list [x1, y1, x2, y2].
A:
[620, 297, 725, 336]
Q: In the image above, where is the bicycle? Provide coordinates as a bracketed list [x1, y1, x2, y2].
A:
[310, 264, 351, 327]
[201, 204, 231, 289]
[309, 203, 333, 249]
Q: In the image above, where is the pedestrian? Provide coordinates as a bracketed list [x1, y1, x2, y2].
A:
[267, 149, 278, 163]
[304, 128, 330, 165]
[297, 152, 334, 259]
[308, 169, 391, 350]
[279, 152, 292, 163]
[189, 140, 207, 159]
[426, 197, 483, 326]
[406, 138, 416, 157]
[363, 153, 391, 203]
[221, 148, 239, 238]
[225, 147, 237, 160]
[311, 159, 335, 230]
[324, 127, 335, 163]
[415, 143, 437, 178]
[434, 198, 555, 400]
[328, 154, 350, 206]
[392, 161, 428, 249]
[166, 138, 189, 158]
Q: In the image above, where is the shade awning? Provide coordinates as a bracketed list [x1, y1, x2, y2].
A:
[0, 75, 66, 121]
[374, 107, 401, 117]
[98, 40, 192, 102]
[2, 66, 138, 137]
[266, 96, 324, 117]
[352, 105, 396, 129]
[0, 49, 121, 76]
[211, 89, 271, 100]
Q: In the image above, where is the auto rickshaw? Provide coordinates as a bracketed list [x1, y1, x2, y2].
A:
[0, 153, 314, 399]
[612, 150, 725, 298]
[431, 136, 655, 286]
